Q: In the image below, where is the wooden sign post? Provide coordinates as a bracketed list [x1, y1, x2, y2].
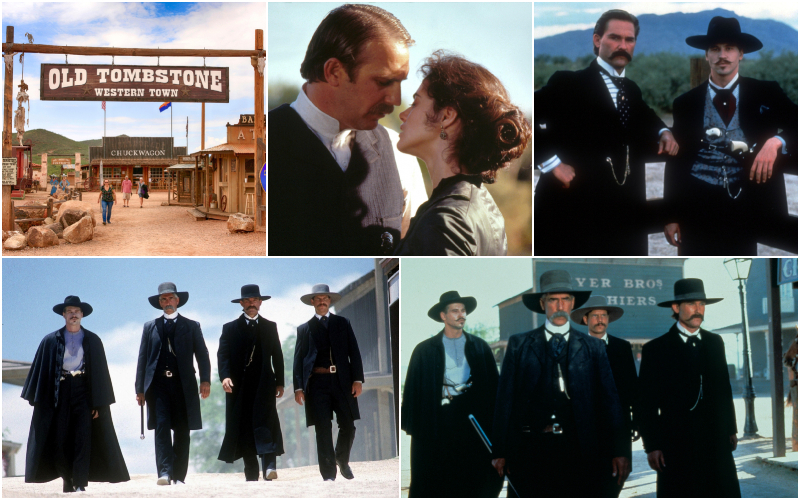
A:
[253, 29, 265, 231]
[2, 27, 13, 231]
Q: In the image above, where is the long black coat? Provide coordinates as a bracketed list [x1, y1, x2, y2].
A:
[135, 314, 211, 430]
[638, 326, 740, 497]
[217, 315, 285, 461]
[22, 327, 130, 484]
[663, 77, 798, 254]
[534, 60, 668, 256]
[605, 333, 639, 462]
[492, 325, 627, 465]
[293, 314, 364, 426]
[401, 331, 503, 497]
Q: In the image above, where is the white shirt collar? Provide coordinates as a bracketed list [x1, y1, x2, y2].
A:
[544, 318, 570, 341]
[676, 321, 701, 342]
[290, 85, 355, 170]
[598, 333, 609, 345]
[597, 56, 626, 78]
[315, 312, 331, 320]
[244, 313, 258, 322]
[709, 72, 739, 91]
[163, 311, 178, 321]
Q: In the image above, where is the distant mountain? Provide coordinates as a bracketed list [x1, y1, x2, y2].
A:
[535, 8, 798, 60]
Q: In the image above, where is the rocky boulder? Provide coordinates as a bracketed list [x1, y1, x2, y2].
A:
[27, 226, 59, 248]
[57, 200, 97, 228]
[13, 205, 44, 232]
[43, 222, 65, 239]
[3, 234, 27, 250]
[227, 213, 254, 233]
[63, 216, 94, 244]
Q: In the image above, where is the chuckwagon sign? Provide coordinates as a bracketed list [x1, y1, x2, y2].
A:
[40, 64, 230, 103]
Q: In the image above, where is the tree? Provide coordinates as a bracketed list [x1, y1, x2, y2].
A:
[466, 322, 500, 343]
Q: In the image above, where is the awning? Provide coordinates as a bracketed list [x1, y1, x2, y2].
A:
[166, 163, 200, 170]
[191, 143, 255, 155]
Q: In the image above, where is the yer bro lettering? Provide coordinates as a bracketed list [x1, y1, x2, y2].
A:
[47, 67, 224, 92]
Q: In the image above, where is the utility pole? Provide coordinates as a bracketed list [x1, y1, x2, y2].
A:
[3, 27, 14, 231]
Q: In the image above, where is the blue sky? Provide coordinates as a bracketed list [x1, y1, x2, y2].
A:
[268, 2, 533, 115]
[2, 257, 373, 475]
[1, 2, 265, 149]
[534, 2, 798, 39]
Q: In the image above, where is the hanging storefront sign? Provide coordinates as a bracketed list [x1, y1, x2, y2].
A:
[40, 64, 230, 103]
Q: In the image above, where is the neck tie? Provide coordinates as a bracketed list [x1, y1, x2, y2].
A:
[549, 332, 566, 357]
[320, 316, 328, 329]
[711, 80, 739, 127]
[600, 68, 631, 128]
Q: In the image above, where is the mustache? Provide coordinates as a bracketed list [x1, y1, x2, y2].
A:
[690, 313, 704, 320]
[716, 59, 731, 65]
[368, 103, 394, 116]
[611, 50, 632, 61]
[593, 323, 607, 329]
[549, 311, 570, 321]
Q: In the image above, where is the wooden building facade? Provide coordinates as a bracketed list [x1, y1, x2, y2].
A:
[88, 136, 186, 191]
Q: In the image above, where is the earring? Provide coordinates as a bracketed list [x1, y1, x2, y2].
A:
[440, 125, 448, 140]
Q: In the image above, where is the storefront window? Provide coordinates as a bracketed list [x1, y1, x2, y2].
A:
[134, 166, 143, 176]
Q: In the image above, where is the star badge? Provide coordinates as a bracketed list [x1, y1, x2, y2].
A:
[81, 84, 93, 96]
[180, 85, 190, 97]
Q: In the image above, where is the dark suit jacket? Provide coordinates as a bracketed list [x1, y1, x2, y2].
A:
[293, 314, 365, 426]
[135, 313, 211, 430]
[605, 334, 639, 462]
[637, 326, 739, 497]
[663, 77, 798, 250]
[492, 325, 626, 465]
[268, 104, 403, 256]
[217, 314, 284, 460]
[534, 60, 668, 256]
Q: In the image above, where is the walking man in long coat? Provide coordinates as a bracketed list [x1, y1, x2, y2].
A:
[135, 282, 211, 485]
[571, 295, 639, 497]
[293, 284, 365, 481]
[492, 270, 628, 497]
[534, 9, 678, 255]
[22, 295, 129, 493]
[638, 278, 740, 497]
[218, 285, 285, 481]
[401, 291, 502, 497]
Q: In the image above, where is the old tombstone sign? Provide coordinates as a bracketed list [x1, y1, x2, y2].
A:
[2, 158, 18, 185]
[40, 64, 230, 102]
[51, 158, 71, 165]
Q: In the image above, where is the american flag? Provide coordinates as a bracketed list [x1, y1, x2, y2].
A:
[101, 101, 106, 111]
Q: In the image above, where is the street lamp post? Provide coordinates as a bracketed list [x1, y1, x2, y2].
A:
[723, 258, 759, 438]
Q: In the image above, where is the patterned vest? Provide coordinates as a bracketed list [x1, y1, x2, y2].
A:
[690, 88, 748, 186]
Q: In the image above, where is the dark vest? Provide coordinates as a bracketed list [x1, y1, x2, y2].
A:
[312, 320, 333, 369]
[155, 319, 178, 374]
[531, 340, 574, 432]
[268, 104, 404, 255]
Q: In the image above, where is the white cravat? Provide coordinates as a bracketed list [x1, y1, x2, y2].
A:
[544, 319, 570, 341]
[163, 311, 178, 321]
[291, 86, 355, 171]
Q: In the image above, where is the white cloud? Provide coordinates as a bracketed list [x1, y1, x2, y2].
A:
[535, 23, 595, 39]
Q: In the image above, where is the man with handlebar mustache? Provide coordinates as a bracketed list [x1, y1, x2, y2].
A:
[637, 278, 740, 497]
[534, 9, 678, 256]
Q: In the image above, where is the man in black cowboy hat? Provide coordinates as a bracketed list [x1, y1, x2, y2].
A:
[22, 296, 129, 493]
[217, 285, 285, 481]
[401, 291, 502, 498]
[534, 9, 679, 256]
[663, 16, 798, 255]
[293, 283, 365, 481]
[638, 278, 740, 497]
[135, 282, 211, 485]
[492, 270, 627, 497]
[571, 296, 639, 497]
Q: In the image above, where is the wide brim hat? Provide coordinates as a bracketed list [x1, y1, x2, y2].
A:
[53, 295, 93, 317]
[300, 284, 342, 305]
[657, 278, 724, 307]
[522, 269, 591, 314]
[570, 296, 624, 325]
[148, 282, 189, 309]
[686, 16, 763, 54]
[231, 284, 271, 303]
[427, 291, 478, 322]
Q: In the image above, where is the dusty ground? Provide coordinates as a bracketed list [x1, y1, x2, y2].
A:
[3, 458, 399, 498]
[3, 191, 265, 256]
[533, 165, 798, 256]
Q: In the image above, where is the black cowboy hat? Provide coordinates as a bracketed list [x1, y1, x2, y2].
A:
[231, 284, 271, 303]
[570, 295, 624, 325]
[427, 291, 477, 322]
[53, 295, 93, 317]
[148, 282, 189, 309]
[686, 16, 763, 54]
[657, 278, 724, 308]
[522, 270, 592, 314]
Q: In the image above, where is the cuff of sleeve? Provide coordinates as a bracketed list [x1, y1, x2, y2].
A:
[538, 155, 561, 173]
[658, 128, 670, 137]
[294, 389, 303, 392]
[775, 135, 787, 154]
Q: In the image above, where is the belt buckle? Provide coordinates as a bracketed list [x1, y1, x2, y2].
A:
[552, 423, 563, 435]
[70, 370, 82, 377]
[165, 370, 173, 378]
[329, 365, 336, 373]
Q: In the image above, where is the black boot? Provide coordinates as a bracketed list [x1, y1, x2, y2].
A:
[63, 478, 74, 493]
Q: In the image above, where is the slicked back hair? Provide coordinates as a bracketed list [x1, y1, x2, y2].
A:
[592, 9, 639, 55]
[300, 4, 414, 83]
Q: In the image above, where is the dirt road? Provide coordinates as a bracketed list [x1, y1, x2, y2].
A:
[3, 191, 265, 256]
